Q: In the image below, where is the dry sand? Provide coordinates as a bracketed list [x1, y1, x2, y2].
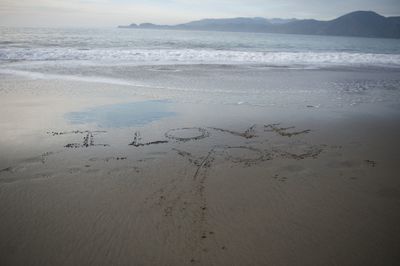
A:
[0, 75, 400, 265]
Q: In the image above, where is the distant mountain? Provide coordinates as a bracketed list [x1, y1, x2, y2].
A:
[176, 17, 272, 32]
[268, 18, 298, 24]
[118, 11, 400, 39]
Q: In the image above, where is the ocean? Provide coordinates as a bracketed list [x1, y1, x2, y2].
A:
[1, 27, 400, 66]
[1, 27, 400, 107]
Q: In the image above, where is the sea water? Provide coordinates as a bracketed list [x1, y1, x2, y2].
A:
[1, 28, 400, 66]
[1, 27, 400, 107]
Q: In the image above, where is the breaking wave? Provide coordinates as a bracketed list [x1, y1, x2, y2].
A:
[1, 48, 400, 68]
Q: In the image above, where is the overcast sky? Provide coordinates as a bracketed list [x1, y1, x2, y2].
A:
[1, 0, 399, 27]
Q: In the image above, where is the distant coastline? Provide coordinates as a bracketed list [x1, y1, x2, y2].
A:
[119, 11, 400, 39]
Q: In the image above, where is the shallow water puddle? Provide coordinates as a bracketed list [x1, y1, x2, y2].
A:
[65, 100, 176, 128]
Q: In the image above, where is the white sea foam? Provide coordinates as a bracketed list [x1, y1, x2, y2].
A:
[0, 69, 133, 86]
[0, 68, 244, 95]
[1, 48, 400, 68]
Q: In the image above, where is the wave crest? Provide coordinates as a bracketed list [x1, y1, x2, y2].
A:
[1, 48, 400, 68]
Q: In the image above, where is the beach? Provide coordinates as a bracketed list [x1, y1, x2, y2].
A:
[1, 27, 400, 265]
[1, 64, 400, 265]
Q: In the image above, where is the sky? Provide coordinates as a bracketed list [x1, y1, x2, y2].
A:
[0, 0, 399, 27]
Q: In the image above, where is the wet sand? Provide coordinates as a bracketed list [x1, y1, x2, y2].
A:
[0, 73, 400, 265]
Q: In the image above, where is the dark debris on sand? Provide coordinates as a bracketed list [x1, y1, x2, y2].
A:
[365, 159, 377, 167]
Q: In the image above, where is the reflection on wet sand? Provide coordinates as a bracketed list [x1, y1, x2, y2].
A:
[66, 100, 176, 128]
